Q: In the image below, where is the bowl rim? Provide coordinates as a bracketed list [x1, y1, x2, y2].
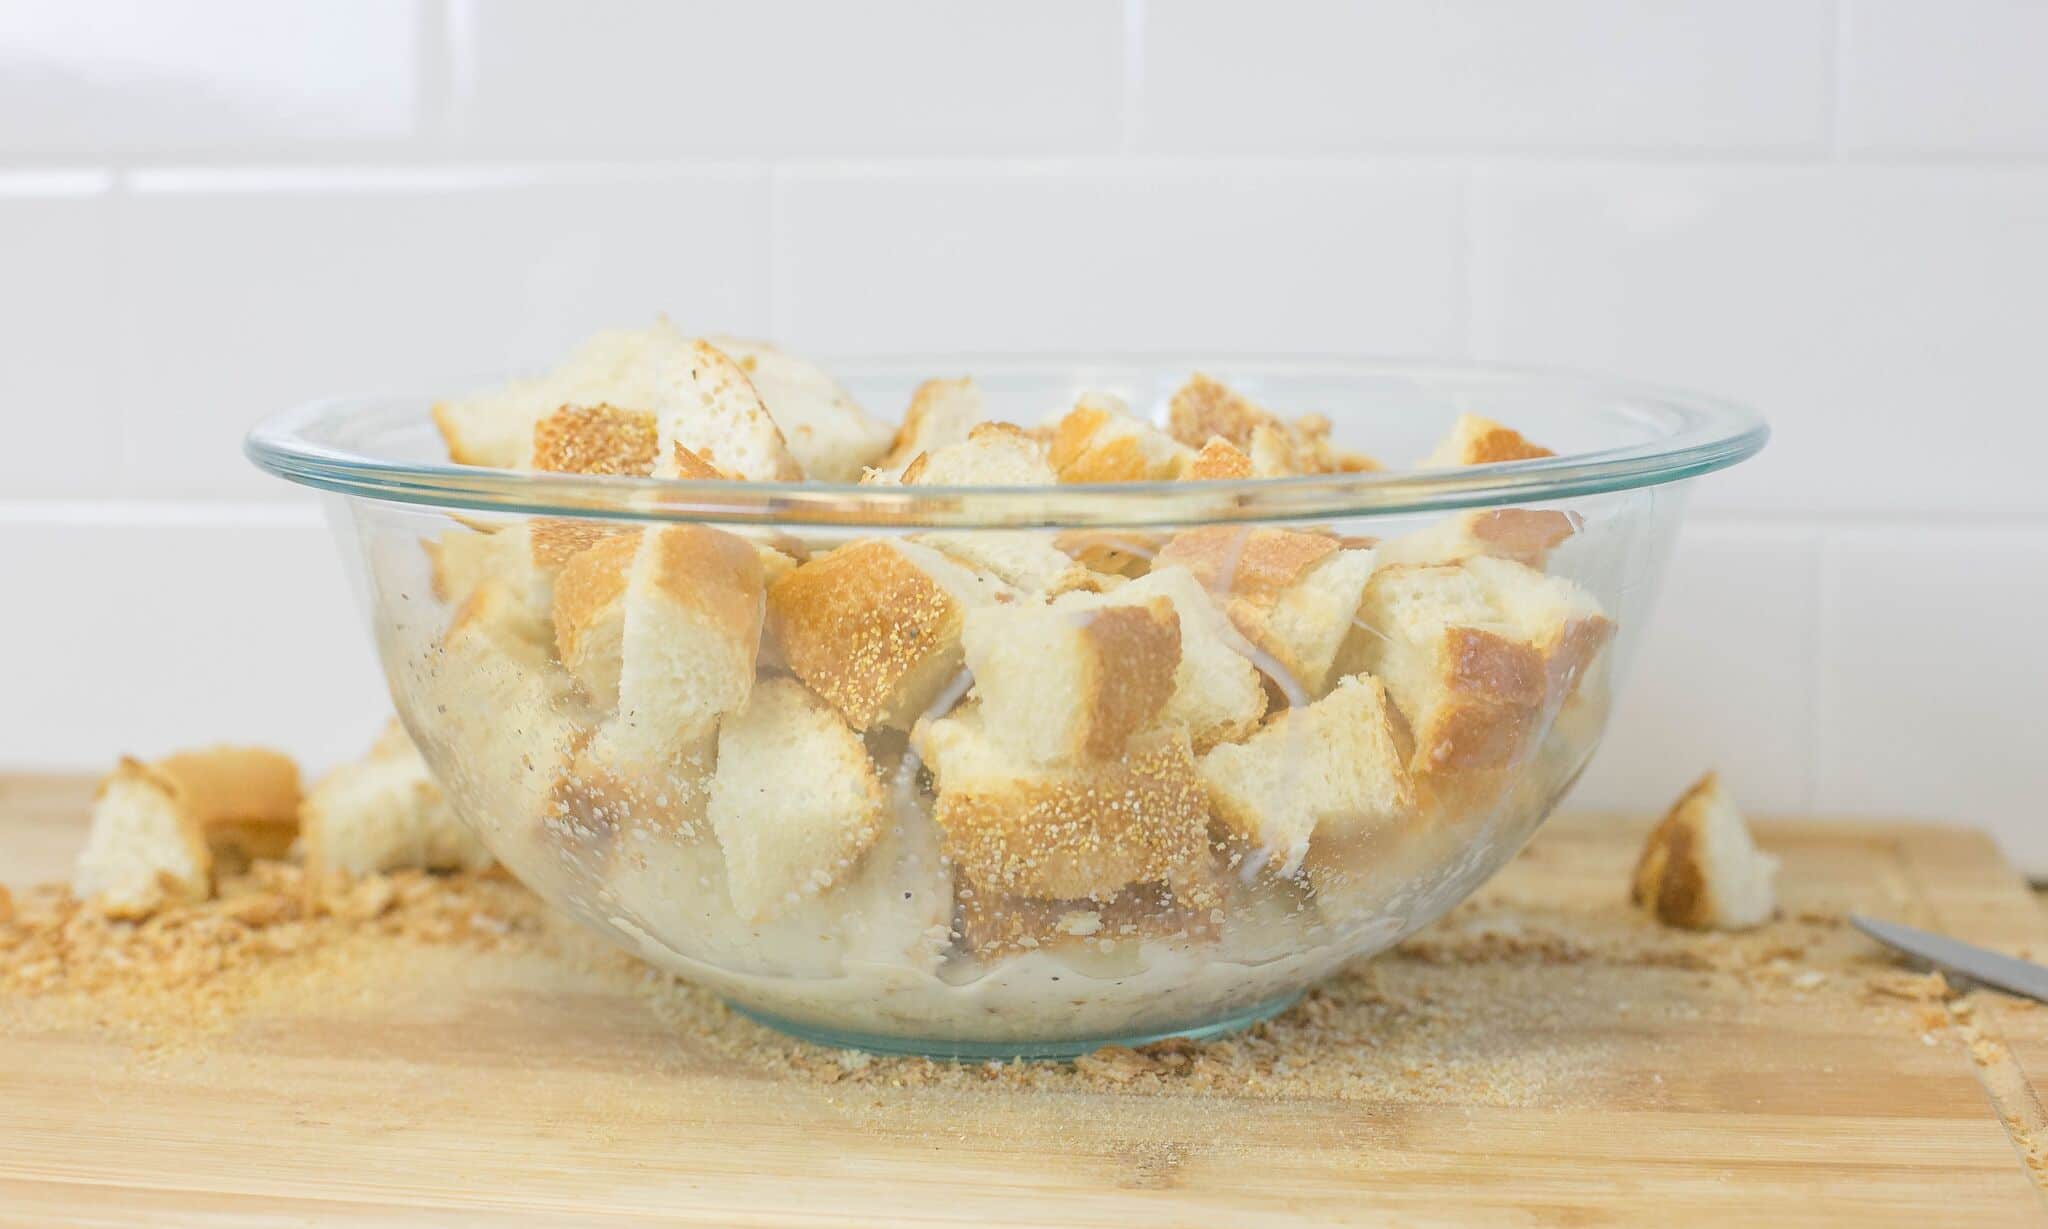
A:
[245, 354, 1768, 529]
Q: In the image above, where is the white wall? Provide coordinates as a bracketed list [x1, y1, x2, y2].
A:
[4, 1, 2045, 867]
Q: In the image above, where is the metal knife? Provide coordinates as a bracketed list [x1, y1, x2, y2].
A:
[1851, 915, 2048, 1005]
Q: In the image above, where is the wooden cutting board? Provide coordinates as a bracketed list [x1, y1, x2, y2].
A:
[2, 773, 2044, 1228]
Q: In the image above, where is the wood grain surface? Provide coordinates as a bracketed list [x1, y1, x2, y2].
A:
[2, 774, 2044, 1227]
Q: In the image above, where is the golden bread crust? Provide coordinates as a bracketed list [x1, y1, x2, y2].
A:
[767, 540, 967, 730]
[530, 404, 659, 475]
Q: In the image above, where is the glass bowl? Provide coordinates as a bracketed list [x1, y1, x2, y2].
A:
[249, 356, 1765, 1059]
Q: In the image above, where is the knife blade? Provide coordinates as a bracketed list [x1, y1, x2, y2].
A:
[1850, 915, 2048, 1005]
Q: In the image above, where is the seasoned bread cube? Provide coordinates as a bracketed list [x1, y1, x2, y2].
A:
[527, 404, 659, 475]
[961, 596, 1181, 764]
[1631, 772, 1778, 931]
[1373, 508, 1580, 570]
[1184, 435, 1254, 480]
[900, 422, 1056, 486]
[1199, 676, 1414, 874]
[75, 747, 301, 918]
[767, 538, 1011, 730]
[1339, 563, 1546, 776]
[432, 323, 688, 469]
[1167, 374, 1380, 475]
[1057, 566, 1268, 752]
[707, 678, 885, 921]
[1048, 392, 1193, 482]
[656, 339, 804, 481]
[303, 720, 491, 883]
[912, 707, 1213, 902]
[1156, 526, 1379, 695]
[1419, 414, 1554, 468]
[557, 526, 766, 771]
[879, 376, 985, 474]
[711, 337, 893, 482]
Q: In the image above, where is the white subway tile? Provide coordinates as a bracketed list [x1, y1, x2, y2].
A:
[0, 175, 120, 496]
[1570, 523, 1821, 817]
[0, 518, 389, 773]
[0, 0, 420, 155]
[113, 168, 772, 498]
[1469, 165, 2048, 516]
[1815, 528, 2048, 874]
[1137, 0, 1831, 154]
[1841, 0, 2048, 155]
[774, 163, 1465, 355]
[448, 0, 1123, 157]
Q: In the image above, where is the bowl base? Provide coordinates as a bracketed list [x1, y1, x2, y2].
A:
[727, 992, 1305, 1062]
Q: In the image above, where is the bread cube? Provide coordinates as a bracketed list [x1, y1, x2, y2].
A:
[655, 339, 803, 481]
[961, 596, 1181, 764]
[1156, 526, 1379, 695]
[1183, 435, 1254, 480]
[1048, 392, 1192, 482]
[303, 720, 491, 883]
[707, 678, 885, 921]
[74, 747, 301, 918]
[1167, 374, 1380, 475]
[1198, 676, 1414, 875]
[912, 706, 1213, 902]
[878, 376, 987, 475]
[1419, 414, 1553, 468]
[767, 537, 1011, 730]
[1057, 566, 1268, 752]
[1632, 772, 1778, 931]
[918, 530, 1110, 597]
[712, 337, 893, 482]
[1373, 508, 1580, 570]
[527, 403, 660, 475]
[900, 422, 1055, 486]
[432, 323, 690, 469]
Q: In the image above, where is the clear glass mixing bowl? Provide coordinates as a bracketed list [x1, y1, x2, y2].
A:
[249, 357, 1765, 1058]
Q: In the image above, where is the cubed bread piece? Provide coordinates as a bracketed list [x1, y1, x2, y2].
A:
[917, 531, 1109, 597]
[707, 678, 885, 921]
[1156, 526, 1378, 695]
[1373, 508, 1581, 570]
[962, 596, 1181, 764]
[74, 747, 301, 918]
[432, 323, 690, 468]
[303, 719, 491, 883]
[711, 337, 893, 482]
[1460, 554, 1614, 704]
[1199, 676, 1414, 875]
[1167, 374, 1380, 476]
[653, 338, 803, 481]
[429, 581, 592, 826]
[1048, 392, 1193, 482]
[767, 537, 1011, 730]
[1184, 435, 1254, 480]
[1057, 566, 1268, 752]
[900, 422, 1056, 486]
[912, 706, 1213, 902]
[1631, 772, 1778, 931]
[1419, 414, 1554, 468]
[527, 403, 660, 475]
[563, 525, 766, 777]
[425, 523, 522, 606]
[879, 376, 986, 474]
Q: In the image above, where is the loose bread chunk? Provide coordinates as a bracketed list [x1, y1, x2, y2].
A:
[879, 377, 986, 473]
[1631, 772, 1778, 931]
[1156, 526, 1378, 696]
[303, 720, 491, 883]
[961, 596, 1181, 764]
[900, 422, 1056, 486]
[1184, 435, 1254, 480]
[1419, 414, 1554, 468]
[1056, 566, 1268, 752]
[75, 748, 301, 918]
[912, 706, 1213, 902]
[711, 337, 893, 482]
[655, 339, 804, 481]
[1373, 508, 1581, 570]
[1048, 393, 1193, 482]
[767, 537, 1011, 730]
[707, 678, 885, 921]
[1199, 676, 1414, 874]
[432, 323, 689, 468]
